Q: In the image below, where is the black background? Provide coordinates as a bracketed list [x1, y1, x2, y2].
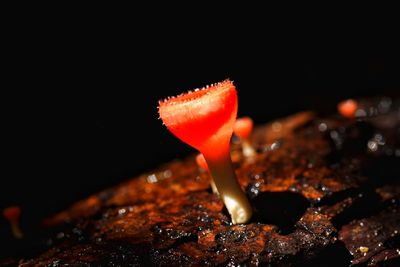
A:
[1, 19, 400, 250]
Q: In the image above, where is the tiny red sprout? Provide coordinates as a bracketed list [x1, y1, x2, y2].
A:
[234, 116, 256, 158]
[233, 117, 254, 140]
[158, 80, 252, 224]
[196, 153, 218, 194]
[338, 99, 358, 119]
[196, 153, 209, 171]
[3, 206, 23, 239]
[3, 206, 21, 221]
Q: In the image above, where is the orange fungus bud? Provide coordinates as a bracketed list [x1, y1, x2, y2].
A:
[233, 116, 254, 139]
[338, 99, 358, 119]
[196, 153, 209, 171]
[3, 206, 23, 239]
[3, 206, 21, 222]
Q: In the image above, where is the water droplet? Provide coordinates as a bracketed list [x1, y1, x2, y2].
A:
[369, 106, 378, 116]
[248, 182, 262, 198]
[373, 133, 384, 144]
[163, 170, 172, 178]
[270, 141, 280, 150]
[318, 122, 327, 132]
[385, 148, 393, 156]
[51, 259, 60, 267]
[272, 122, 282, 132]
[355, 109, 367, 118]
[56, 232, 65, 239]
[329, 130, 343, 149]
[367, 141, 378, 152]
[147, 174, 158, 183]
[330, 131, 339, 139]
[359, 246, 369, 254]
[378, 97, 392, 113]
[118, 208, 126, 215]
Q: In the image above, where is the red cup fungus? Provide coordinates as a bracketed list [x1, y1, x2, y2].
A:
[158, 80, 252, 224]
[3, 206, 23, 239]
[233, 116, 255, 157]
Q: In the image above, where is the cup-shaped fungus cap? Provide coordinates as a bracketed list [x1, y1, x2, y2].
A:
[233, 116, 254, 140]
[338, 99, 358, 119]
[158, 80, 237, 160]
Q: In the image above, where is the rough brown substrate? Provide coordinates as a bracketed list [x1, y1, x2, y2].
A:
[11, 98, 400, 266]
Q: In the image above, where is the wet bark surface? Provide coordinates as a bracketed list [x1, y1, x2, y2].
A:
[4, 97, 399, 266]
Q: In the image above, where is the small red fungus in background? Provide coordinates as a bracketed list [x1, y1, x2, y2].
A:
[3, 206, 23, 239]
[159, 80, 252, 224]
[233, 116, 255, 157]
[234, 116, 253, 140]
[196, 153, 209, 171]
[196, 153, 218, 194]
[338, 99, 358, 119]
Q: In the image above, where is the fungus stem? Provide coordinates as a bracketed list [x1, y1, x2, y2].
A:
[205, 149, 252, 224]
